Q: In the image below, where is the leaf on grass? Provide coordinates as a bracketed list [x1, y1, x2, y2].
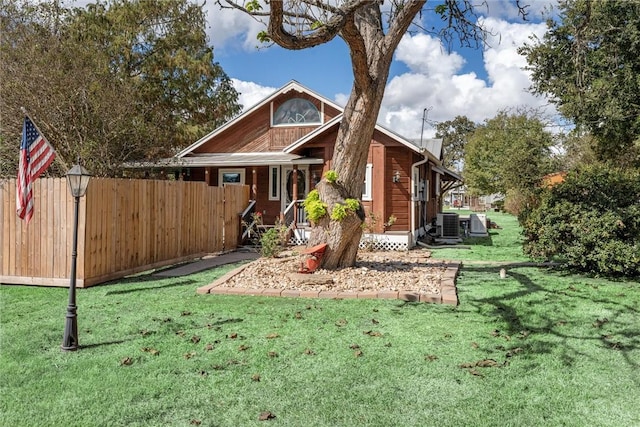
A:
[266, 333, 280, 339]
[593, 318, 609, 328]
[371, 318, 379, 324]
[268, 351, 278, 358]
[199, 370, 208, 377]
[490, 329, 501, 337]
[139, 329, 153, 336]
[294, 312, 303, 319]
[120, 357, 133, 366]
[228, 332, 238, 339]
[141, 347, 160, 356]
[184, 351, 196, 359]
[459, 362, 476, 369]
[252, 374, 261, 382]
[471, 342, 479, 349]
[190, 419, 202, 425]
[425, 354, 438, 362]
[475, 359, 499, 368]
[176, 330, 186, 337]
[258, 411, 276, 421]
[191, 335, 201, 344]
[363, 330, 383, 337]
[304, 348, 315, 355]
[238, 344, 250, 351]
[182, 311, 192, 316]
[517, 330, 530, 339]
[335, 319, 348, 327]
[354, 350, 363, 358]
[469, 369, 484, 377]
[349, 344, 360, 350]
[506, 347, 523, 358]
[204, 343, 214, 351]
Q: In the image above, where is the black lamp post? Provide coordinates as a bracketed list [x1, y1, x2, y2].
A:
[61, 164, 91, 351]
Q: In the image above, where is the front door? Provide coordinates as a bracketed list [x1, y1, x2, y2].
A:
[281, 167, 308, 212]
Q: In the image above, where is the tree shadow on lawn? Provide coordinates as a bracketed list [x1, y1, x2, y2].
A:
[103, 279, 197, 295]
[459, 264, 640, 381]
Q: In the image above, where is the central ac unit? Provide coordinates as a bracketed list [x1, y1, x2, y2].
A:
[436, 213, 460, 238]
[469, 213, 488, 236]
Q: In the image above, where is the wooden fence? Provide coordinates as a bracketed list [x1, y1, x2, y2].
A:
[1, 178, 249, 287]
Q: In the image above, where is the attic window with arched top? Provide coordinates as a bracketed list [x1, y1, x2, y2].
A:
[273, 98, 321, 125]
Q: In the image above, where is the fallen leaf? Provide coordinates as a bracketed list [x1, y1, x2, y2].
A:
[120, 357, 133, 366]
[238, 344, 250, 351]
[304, 348, 315, 355]
[294, 312, 303, 319]
[182, 311, 192, 316]
[228, 332, 238, 339]
[363, 330, 383, 337]
[593, 318, 609, 328]
[506, 347, 523, 358]
[335, 319, 348, 327]
[258, 411, 276, 421]
[199, 370, 208, 377]
[372, 318, 379, 324]
[183, 351, 196, 359]
[471, 342, 479, 349]
[268, 351, 278, 358]
[176, 330, 186, 337]
[139, 329, 153, 336]
[354, 350, 363, 357]
[266, 333, 280, 339]
[204, 343, 214, 351]
[518, 330, 530, 339]
[191, 335, 201, 344]
[491, 329, 501, 337]
[252, 374, 261, 382]
[190, 419, 201, 425]
[425, 354, 438, 362]
[459, 362, 475, 369]
[349, 344, 360, 350]
[469, 369, 484, 377]
[475, 359, 499, 368]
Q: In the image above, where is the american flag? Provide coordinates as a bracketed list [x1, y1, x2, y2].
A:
[16, 116, 56, 224]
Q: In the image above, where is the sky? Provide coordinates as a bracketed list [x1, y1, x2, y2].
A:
[203, 0, 561, 140]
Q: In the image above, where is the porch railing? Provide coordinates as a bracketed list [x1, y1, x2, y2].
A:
[240, 200, 257, 242]
[283, 200, 307, 228]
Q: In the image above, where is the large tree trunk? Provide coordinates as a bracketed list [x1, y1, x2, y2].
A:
[307, 5, 394, 269]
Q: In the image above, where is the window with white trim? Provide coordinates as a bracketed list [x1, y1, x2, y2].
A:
[362, 163, 373, 201]
[219, 168, 245, 185]
[269, 165, 280, 200]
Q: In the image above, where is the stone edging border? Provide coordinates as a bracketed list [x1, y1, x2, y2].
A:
[197, 260, 461, 305]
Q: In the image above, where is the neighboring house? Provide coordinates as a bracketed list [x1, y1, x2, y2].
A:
[147, 81, 461, 249]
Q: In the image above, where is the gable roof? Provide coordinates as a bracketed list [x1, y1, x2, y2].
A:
[176, 80, 344, 158]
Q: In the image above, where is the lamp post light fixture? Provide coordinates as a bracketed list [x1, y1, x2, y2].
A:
[61, 164, 91, 351]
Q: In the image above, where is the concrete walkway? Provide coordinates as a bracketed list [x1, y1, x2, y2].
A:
[154, 249, 260, 277]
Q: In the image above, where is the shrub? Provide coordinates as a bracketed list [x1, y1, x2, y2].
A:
[522, 164, 640, 277]
[324, 170, 338, 183]
[259, 225, 288, 258]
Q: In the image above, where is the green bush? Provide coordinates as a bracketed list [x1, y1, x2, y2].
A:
[324, 170, 338, 183]
[259, 225, 288, 258]
[522, 164, 640, 277]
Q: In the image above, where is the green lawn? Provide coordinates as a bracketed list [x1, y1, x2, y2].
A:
[1, 213, 639, 427]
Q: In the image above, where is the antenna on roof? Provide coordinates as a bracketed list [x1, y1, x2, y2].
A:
[420, 106, 433, 149]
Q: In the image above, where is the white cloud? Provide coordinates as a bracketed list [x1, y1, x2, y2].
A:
[378, 18, 554, 139]
[231, 79, 277, 111]
[204, 2, 265, 51]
